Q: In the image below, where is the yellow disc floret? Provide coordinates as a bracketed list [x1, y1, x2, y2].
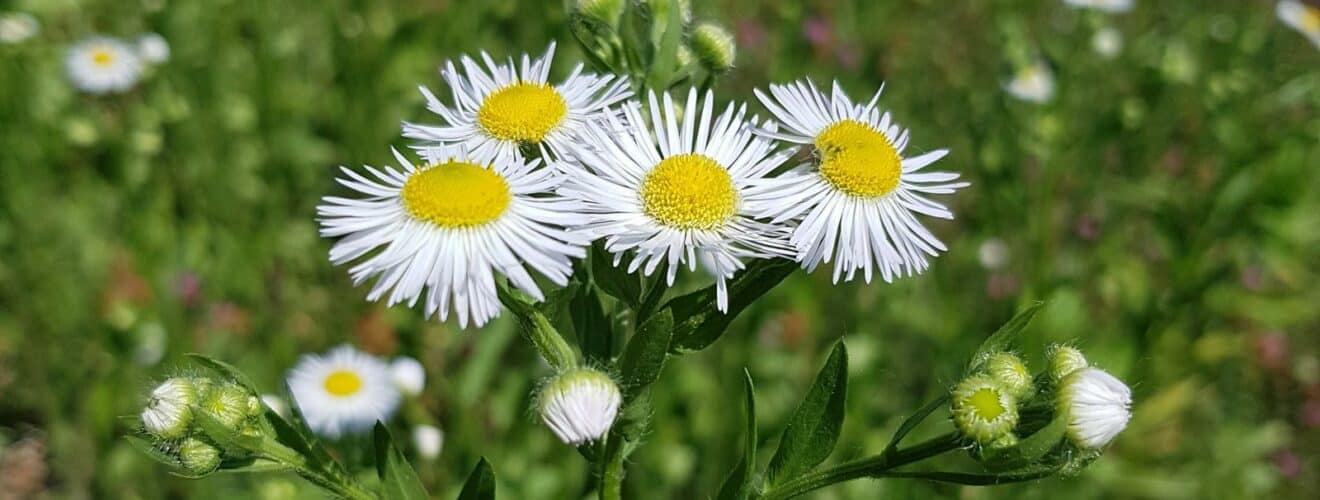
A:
[477, 82, 568, 143]
[814, 119, 902, 198]
[91, 49, 115, 66]
[967, 388, 1006, 420]
[402, 161, 511, 228]
[640, 154, 737, 230]
[323, 370, 364, 397]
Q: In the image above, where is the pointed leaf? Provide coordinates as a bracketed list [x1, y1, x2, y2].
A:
[646, 0, 685, 88]
[666, 259, 796, 352]
[716, 369, 758, 500]
[457, 458, 496, 500]
[591, 243, 642, 309]
[374, 423, 429, 500]
[185, 353, 260, 394]
[127, 435, 182, 468]
[618, 309, 674, 400]
[966, 302, 1044, 373]
[571, 284, 613, 364]
[765, 341, 849, 487]
[883, 395, 950, 454]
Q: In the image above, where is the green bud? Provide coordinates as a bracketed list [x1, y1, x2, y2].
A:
[690, 22, 736, 72]
[200, 382, 252, 431]
[179, 438, 222, 475]
[1046, 345, 1088, 382]
[142, 377, 197, 439]
[951, 375, 1019, 445]
[575, 0, 624, 27]
[987, 352, 1035, 400]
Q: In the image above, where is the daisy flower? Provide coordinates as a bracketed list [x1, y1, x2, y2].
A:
[65, 36, 143, 94]
[287, 345, 401, 438]
[558, 89, 795, 311]
[402, 41, 631, 162]
[1062, 0, 1134, 13]
[317, 145, 589, 328]
[1004, 59, 1056, 103]
[1278, 1, 1320, 49]
[750, 80, 969, 284]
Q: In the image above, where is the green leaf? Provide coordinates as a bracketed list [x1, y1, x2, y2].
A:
[498, 285, 578, 371]
[618, 309, 674, 400]
[716, 369, 758, 500]
[883, 395, 950, 454]
[966, 302, 1045, 373]
[591, 243, 642, 309]
[646, 0, 685, 88]
[277, 383, 341, 470]
[980, 414, 1067, 471]
[457, 458, 496, 500]
[537, 281, 580, 321]
[373, 422, 430, 500]
[571, 284, 613, 364]
[193, 410, 260, 453]
[765, 341, 849, 487]
[185, 353, 260, 394]
[879, 465, 1062, 485]
[666, 259, 797, 353]
[126, 435, 182, 468]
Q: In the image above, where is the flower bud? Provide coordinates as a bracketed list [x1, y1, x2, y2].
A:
[412, 425, 444, 460]
[987, 352, 1035, 400]
[690, 23, 737, 73]
[178, 438, 221, 475]
[1047, 345, 1089, 382]
[142, 377, 197, 439]
[538, 368, 621, 445]
[1057, 367, 1131, 449]
[391, 357, 426, 397]
[951, 375, 1019, 445]
[200, 382, 252, 431]
[575, 0, 624, 27]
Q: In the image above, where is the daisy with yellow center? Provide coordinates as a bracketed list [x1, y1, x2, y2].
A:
[317, 145, 590, 328]
[749, 80, 969, 284]
[1278, 1, 1320, 49]
[65, 36, 143, 94]
[403, 41, 631, 162]
[287, 345, 401, 438]
[559, 89, 795, 311]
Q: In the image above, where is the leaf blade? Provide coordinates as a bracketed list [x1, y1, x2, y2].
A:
[765, 341, 849, 487]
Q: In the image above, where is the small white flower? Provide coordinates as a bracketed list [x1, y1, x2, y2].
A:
[66, 36, 143, 94]
[412, 424, 444, 459]
[260, 394, 288, 417]
[1058, 367, 1132, 449]
[317, 145, 591, 328]
[136, 33, 171, 64]
[559, 89, 795, 311]
[287, 345, 401, 438]
[1005, 60, 1055, 103]
[539, 368, 621, 445]
[1063, 0, 1134, 14]
[390, 356, 426, 396]
[1277, 0, 1320, 49]
[751, 80, 969, 283]
[977, 238, 1009, 270]
[0, 12, 39, 44]
[1092, 27, 1123, 58]
[403, 41, 631, 162]
[142, 377, 197, 439]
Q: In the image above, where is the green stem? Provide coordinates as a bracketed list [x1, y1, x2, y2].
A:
[598, 435, 626, 500]
[259, 437, 377, 500]
[759, 432, 964, 500]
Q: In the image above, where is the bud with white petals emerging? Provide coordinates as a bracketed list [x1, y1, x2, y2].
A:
[142, 377, 198, 439]
[1057, 367, 1132, 449]
[391, 357, 426, 397]
[987, 352, 1035, 400]
[1047, 345, 1089, 382]
[178, 438, 222, 475]
[538, 368, 621, 445]
[690, 23, 737, 73]
[951, 375, 1019, 445]
[412, 425, 444, 460]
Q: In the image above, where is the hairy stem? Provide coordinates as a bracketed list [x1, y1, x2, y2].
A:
[759, 432, 964, 500]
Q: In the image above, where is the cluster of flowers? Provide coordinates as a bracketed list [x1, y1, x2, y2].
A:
[137, 375, 266, 475]
[318, 41, 970, 329]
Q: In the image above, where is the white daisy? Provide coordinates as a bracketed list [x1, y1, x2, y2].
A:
[750, 80, 969, 284]
[1062, 0, 1134, 13]
[1004, 59, 1056, 103]
[317, 145, 590, 328]
[287, 345, 401, 438]
[558, 89, 795, 311]
[1278, 1, 1320, 49]
[65, 36, 143, 94]
[402, 41, 631, 163]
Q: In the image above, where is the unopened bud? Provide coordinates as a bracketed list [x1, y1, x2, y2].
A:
[391, 357, 426, 397]
[201, 382, 252, 431]
[690, 23, 736, 72]
[987, 352, 1035, 400]
[539, 368, 621, 445]
[1047, 345, 1089, 382]
[1057, 368, 1131, 449]
[412, 425, 444, 460]
[951, 375, 1019, 445]
[179, 438, 221, 475]
[575, 0, 624, 27]
[142, 377, 197, 439]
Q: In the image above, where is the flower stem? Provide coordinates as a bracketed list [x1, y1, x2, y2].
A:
[259, 437, 377, 500]
[758, 432, 964, 500]
[598, 434, 626, 500]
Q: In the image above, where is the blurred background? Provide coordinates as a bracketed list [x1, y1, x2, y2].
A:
[1, 0, 1317, 498]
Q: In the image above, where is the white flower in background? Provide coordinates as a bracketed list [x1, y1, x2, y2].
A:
[403, 41, 631, 162]
[539, 368, 621, 445]
[66, 36, 143, 94]
[390, 356, 426, 396]
[1005, 59, 1055, 103]
[0, 12, 39, 44]
[951, 375, 1019, 444]
[287, 345, 401, 438]
[136, 33, 171, 64]
[260, 393, 288, 417]
[317, 145, 590, 328]
[1063, 0, 1134, 13]
[141, 377, 197, 439]
[412, 424, 444, 459]
[1092, 27, 1123, 58]
[1278, 1, 1320, 49]
[1057, 367, 1132, 449]
[559, 89, 795, 311]
[977, 238, 1009, 270]
[751, 80, 969, 283]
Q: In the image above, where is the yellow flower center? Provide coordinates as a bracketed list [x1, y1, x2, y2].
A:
[323, 370, 363, 397]
[401, 161, 511, 228]
[814, 120, 902, 198]
[91, 49, 115, 67]
[1303, 7, 1320, 33]
[477, 82, 568, 143]
[640, 154, 737, 230]
[968, 388, 1006, 420]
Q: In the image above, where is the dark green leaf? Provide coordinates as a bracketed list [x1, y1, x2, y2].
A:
[980, 414, 1067, 471]
[765, 341, 849, 487]
[373, 422, 430, 500]
[618, 309, 674, 400]
[457, 458, 496, 500]
[879, 466, 1061, 485]
[646, 0, 685, 88]
[537, 281, 580, 321]
[591, 243, 642, 309]
[666, 259, 796, 353]
[883, 395, 950, 454]
[278, 383, 342, 470]
[966, 302, 1045, 372]
[126, 435, 182, 468]
[571, 284, 613, 364]
[716, 369, 758, 500]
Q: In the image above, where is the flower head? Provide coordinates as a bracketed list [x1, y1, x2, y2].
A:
[952, 375, 1019, 444]
[141, 377, 198, 439]
[1047, 344, 1089, 382]
[136, 33, 170, 64]
[317, 146, 590, 328]
[1062, 0, 1134, 13]
[559, 89, 795, 311]
[539, 368, 621, 445]
[1278, 1, 1320, 49]
[1005, 59, 1055, 103]
[287, 345, 401, 438]
[750, 80, 969, 283]
[391, 356, 426, 396]
[1057, 367, 1132, 449]
[198, 382, 258, 432]
[66, 36, 143, 94]
[412, 424, 444, 460]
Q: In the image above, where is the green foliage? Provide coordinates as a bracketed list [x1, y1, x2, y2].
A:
[374, 423, 430, 500]
[765, 341, 848, 487]
[456, 458, 496, 500]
